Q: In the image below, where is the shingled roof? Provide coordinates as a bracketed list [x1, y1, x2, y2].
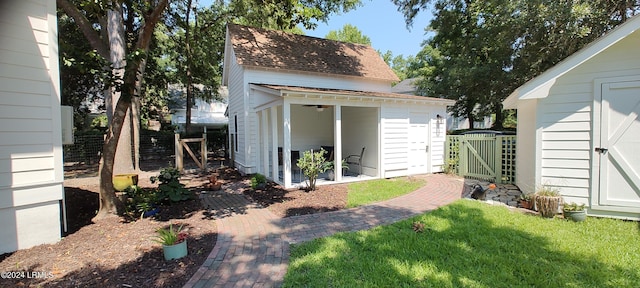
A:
[227, 24, 400, 82]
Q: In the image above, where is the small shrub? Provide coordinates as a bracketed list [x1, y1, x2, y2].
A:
[151, 167, 192, 202]
[251, 173, 267, 189]
[124, 185, 158, 220]
[297, 149, 328, 191]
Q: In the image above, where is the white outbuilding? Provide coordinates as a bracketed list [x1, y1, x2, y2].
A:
[223, 24, 454, 188]
[503, 15, 640, 220]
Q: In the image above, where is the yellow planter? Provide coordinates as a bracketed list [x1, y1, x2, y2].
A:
[113, 173, 139, 191]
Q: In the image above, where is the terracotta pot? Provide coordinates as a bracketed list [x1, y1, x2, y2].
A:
[209, 182, 222, 190]
[519, 199, 532, 210]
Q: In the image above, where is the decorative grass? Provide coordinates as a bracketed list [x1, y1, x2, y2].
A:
[284, 200, 640, 287]
[346, 177, 425, 208]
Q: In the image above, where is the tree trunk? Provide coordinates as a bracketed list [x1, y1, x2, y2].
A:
[96, 95, 130, 219]
[107, 3, 135, 175]
[185, 0, 194, 133]
[492, 102, 504, 130]
[467, 111, 475, 130]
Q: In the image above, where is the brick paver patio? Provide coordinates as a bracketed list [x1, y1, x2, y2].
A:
[184, 173, 464, 288]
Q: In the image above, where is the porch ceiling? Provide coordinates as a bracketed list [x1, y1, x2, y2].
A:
[250, 84, 455, 105]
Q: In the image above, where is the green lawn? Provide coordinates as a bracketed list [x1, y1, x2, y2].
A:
[347, 177, 425, 208]
[284, 200, 640, 287]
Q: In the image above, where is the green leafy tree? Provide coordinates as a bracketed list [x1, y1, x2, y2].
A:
[164, 0, 228, 132]
[325, 23, 371, 45]
[393, 0, 640, 129]
[58, 0, 169, 218]
[229, 0, 361, 30]
[58, 13, 111, 131]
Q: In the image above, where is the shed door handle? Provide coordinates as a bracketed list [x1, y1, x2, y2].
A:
[595, 147, 608, 154]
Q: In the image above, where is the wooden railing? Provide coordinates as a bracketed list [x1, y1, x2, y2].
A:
[175, 134, 207, 171]
[445, 134, 516, 183]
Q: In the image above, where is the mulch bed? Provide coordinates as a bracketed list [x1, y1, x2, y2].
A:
[0, 172, 216, 288]
[0, 166, 350, 288]
[244, 181, 348, 217]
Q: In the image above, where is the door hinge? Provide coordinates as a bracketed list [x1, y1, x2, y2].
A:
[595, 147, 608, 154]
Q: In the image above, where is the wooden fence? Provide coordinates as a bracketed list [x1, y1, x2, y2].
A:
[445, 134, 516, 184]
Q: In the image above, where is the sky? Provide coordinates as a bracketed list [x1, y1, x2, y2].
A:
[304, 1, 434, 57]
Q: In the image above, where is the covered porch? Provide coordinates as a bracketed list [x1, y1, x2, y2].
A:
[251, 84, 381, 189]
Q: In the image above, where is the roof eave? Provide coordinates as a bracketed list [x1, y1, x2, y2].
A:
[252, 84, 454, 106]
[240, 64, 399, 83]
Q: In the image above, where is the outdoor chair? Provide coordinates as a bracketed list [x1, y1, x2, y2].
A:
[321, 145, 334, 161]
[344, 147, 365, 176]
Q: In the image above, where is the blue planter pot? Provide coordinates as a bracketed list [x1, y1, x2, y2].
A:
[163, 240, 188, 260]
[143, 207, 160, 218]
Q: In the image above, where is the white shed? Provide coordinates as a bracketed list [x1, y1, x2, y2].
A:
[0, 1, 65, 253]
[223, 24, 453, 188]
[503, 15, 640, 220]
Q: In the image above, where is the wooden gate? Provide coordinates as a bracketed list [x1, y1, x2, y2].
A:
[445, 134, 516, 183]
[175, 134, 207, 171]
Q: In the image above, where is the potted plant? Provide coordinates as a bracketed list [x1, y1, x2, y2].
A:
[519, 192, 534, 210]
[563, 202, 587, 222]
[153, 223, 188, 260]
[534, 185, 562, 218]
[323, 159, 349, 181]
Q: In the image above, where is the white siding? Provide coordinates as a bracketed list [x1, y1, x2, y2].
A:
[381, 106, 409, 177]
[0, 0, 63, 253]
[226, 49, 247, 171]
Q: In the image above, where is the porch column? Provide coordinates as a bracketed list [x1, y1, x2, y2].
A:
[283, 100, 292, 187]
[334, 104, 342, 182]
[256, 110, 262, 174]
[270, 106, 279, 181]
[261, 110, 269, 176]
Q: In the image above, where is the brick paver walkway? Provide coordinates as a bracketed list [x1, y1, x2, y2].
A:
[184, 174, 464, 288]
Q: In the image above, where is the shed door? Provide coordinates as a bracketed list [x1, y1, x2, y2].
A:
[597, 82, 640, 208]
[409, 112, 430, 174]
